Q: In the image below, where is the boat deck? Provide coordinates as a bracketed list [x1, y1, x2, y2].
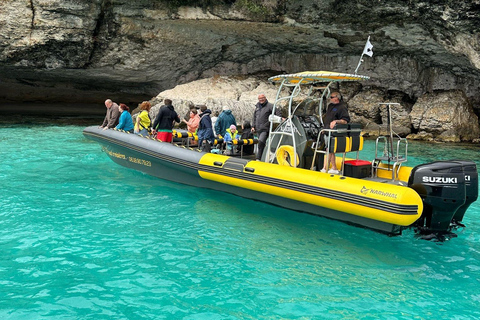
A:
[360, 176, 408, 186]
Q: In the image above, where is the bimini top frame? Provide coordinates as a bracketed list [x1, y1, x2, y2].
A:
[266, 71, 369, 167]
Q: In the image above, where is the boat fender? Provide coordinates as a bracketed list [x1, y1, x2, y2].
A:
[276, 145, 299, 167]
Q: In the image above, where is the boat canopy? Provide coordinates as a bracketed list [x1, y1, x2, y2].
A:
[268, 71, 370, 85]
[263, 70, 370, 168]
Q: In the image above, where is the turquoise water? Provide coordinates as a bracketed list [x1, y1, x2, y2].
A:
[1, 125, 479, 319]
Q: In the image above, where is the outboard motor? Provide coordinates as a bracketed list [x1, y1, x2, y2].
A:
[451, 160, 478, 225]
[408, 161, 466, 233]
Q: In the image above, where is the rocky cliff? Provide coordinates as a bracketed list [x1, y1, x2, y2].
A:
[1, 0, 479, 140]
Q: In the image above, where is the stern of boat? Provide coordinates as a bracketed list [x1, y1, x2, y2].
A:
[408, 160, 478, 236]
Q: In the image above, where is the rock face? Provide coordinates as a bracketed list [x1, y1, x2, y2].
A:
[409, 90, 480, 142]
[0, 0, 479, 140]
[149, 75, 480, 142]
[149, 76, 279, 125]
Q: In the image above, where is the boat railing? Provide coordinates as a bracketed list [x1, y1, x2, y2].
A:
[265, 78, 307, 166]
[311, 125, 361, 172]
[373, 136, 408, 180]
[372, 103, 409, 181]
[265, 117, 299, 165]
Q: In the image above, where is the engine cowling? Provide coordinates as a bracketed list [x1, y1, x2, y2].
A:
[408, 161, 467, 233]
[451, 160, 478, 225]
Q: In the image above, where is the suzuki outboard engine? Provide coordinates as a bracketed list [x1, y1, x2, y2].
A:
[408, 161, 467, 234]
[451, 160, 478, 225]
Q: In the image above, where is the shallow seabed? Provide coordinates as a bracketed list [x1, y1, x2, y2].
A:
[0, 125, 479, 319]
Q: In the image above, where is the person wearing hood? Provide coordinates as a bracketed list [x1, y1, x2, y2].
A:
[223, 124, 240, 155]
[152, 99, 180, 142]
[214, 106, 236, 138]
[197, 105, 215, 149]
[240, 121, 255, 156]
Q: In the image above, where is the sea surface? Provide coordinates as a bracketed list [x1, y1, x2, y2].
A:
[1, 124, 479, 320]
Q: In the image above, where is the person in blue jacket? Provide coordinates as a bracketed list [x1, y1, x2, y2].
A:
[223, 124, 240, 155]
[115, 103, 134, 133]
[197, 105, 215, 150]
[214, 106, 236, 138]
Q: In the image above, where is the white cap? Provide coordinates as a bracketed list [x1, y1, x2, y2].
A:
[222, 106, 229, 111]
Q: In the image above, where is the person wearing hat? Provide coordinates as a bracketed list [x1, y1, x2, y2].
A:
[214, 105, 236, 138]
[223, 124, 240, 155]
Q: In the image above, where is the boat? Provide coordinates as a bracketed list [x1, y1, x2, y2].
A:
[83, 71, 478, 238]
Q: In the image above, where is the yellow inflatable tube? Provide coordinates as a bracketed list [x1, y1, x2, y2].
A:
[198, 154, 422, 226]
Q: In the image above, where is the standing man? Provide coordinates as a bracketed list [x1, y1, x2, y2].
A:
[322, 92, 350, 174]
[152, 99, 180, 142]
[214, 106, 236, 138]
[100, 99, 120, 130]
[252, 94, 281, 161]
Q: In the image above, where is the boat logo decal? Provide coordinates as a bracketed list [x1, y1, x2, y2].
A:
[422, 176, 458, 184]
[103, 146, 151, 167]
[103, 146, 126, 160]
[361, 186, 398, 199]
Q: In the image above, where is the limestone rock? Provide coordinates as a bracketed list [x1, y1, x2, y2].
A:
[409, 91, 480, 142]
[152, 76, 278, 125]
[349, 89, 411, 137]
[144, 75, 480, 142]
[0, 0, 479, 143]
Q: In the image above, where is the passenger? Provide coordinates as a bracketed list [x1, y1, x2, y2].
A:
[182, 108, 200, 134]
[100, 99, 120, 130]
[152, 99, 181, 143]
[321, 91, 350, 174]
[252, 94, 281, 161]
[214, 106, 236, 138]
[240, 121, 255, 156]
[184, 104, 197, 122]
[115, 103, 134, 133]
[134, 101, 152, 137]
[223, 124, 240, 155]
[181, 108, 200, 146]
[197, 105, 215, 151]
[211, 110, 219, 136]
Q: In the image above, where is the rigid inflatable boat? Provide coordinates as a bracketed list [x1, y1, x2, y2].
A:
[83, 71, 478, 237]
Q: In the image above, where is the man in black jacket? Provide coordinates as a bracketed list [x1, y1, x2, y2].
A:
[321, 92, 350, 174]
[252, 94, 281, 161]
[152, 99, 180, 142]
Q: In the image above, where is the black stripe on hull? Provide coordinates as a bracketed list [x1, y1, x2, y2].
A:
[83, 127, 418, 234]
